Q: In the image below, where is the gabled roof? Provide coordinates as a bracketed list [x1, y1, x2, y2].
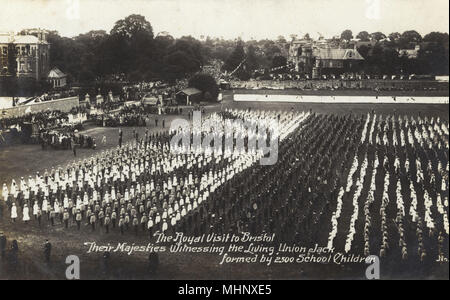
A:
[0, 34, 43, 44]
[13, 35, 40, 44]
[177, 87, 202, 96]
[47, 67, 66, 78]
[314, 48, 364, 60]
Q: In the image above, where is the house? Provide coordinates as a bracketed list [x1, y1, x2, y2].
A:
[176, 88, 202, 105]
[47, 67, 67, 88]
[313, 48, 364, 77]
[289, 38, 364, 78]
[0, 30, 50, 80]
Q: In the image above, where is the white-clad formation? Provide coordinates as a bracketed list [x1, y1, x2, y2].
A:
[328, 113, 448, 261]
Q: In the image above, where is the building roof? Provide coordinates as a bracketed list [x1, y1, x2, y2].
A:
[314, 48, 364, 60]
[177, 87, 202, 96]
[47, 67, 67, 79]
[13, 35, 40, 44]
[0, 34, 44, 44]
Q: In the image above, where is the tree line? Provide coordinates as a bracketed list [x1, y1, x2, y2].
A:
[4, 15, 450, 92]
[346, 30, 449, 75]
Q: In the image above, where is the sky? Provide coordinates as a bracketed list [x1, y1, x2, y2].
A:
[0, 0, 448, 40]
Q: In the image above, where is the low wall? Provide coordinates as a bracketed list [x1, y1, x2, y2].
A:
[230, 80, 449, 91]
[234, 94, 449, 104]
[0, 97, 80, 118]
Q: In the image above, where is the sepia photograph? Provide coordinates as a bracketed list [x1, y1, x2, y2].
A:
[0, 0, 448, 285]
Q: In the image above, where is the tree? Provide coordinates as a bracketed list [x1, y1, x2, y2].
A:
[110, 14, 154, 39]
[381, 48, 401, 74]
[154, 34, 174, 50]
[75, 31, 109, 80]
[271, 55, 287, 69]
[245, 45, 259, 73]
[107, 15, 155, 79]
[107, 33, 134, 74]
[357, 45, 371, 59]
[277, 36, 287, 43]
[418, 41, 449, 75]
[164, 50, 201, 77]
[388, 32, 401, 42]
[387, 32, 402, 47]
[263, 41, 281, 59]
[159, 36, 204, 80]
[169, 36, 204, 67]
[423, 32, 449, 45]
[222, 41, 246, 72]
[421, 32, 449, 75]
[363, 44, 384, 74]
[236, 70, 251, 81]
[399, 30, 422, 49]
[356, 31, 370, 41]
[188, 74, 219, 102]
[370, 32, 386, 42]
[340, 30, 353, 41]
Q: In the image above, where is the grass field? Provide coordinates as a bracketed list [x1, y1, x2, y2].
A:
[0, 94, 448, 280]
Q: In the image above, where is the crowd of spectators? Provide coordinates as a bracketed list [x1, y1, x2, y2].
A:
[0, 107, 95, 150]
[0, 110, 69, 131]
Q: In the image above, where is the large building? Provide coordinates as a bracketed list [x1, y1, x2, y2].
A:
[288, 38, 364, 78]
[0, 29, 50, 81]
